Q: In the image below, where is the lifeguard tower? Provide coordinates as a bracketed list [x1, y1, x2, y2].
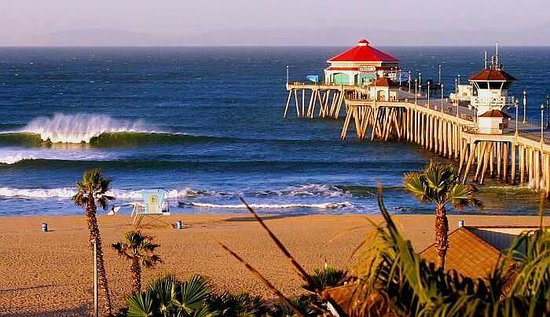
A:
[324, 39, 399, 86]
[469, 43, 516, 134]
[131, 189, 171, 227]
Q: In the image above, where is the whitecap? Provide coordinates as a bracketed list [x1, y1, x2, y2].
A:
[19, 113, 156, 143]
[0, 147, 115, 165]
[188, 201, 353, 210]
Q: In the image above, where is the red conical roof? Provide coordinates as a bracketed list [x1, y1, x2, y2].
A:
[469, 68, 516, 81]
[328, 39, 399, 63]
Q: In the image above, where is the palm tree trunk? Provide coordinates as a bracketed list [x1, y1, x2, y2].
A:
[131, 257, 142, 294]
[86, 199, 113, 316]
[435, 203, 449, 269]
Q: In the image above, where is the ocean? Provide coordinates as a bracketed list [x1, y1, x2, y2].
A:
[0, 46, 549, 216]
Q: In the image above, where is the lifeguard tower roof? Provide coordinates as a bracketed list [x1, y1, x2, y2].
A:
[478, 109, 512, 118]
[373, 77, 399, 87]
[469, 68, 516, 81]
[328, 39, 399, 63]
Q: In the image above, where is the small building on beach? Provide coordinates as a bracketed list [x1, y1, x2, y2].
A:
[420, 226, 502, 278]
[420, 223, 545, 278]
[324, 39, 399, 86]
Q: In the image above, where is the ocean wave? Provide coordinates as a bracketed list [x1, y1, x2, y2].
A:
[0, 148, 115, 165]
[0, 187, 198, 200]
[0, 153, 37, 165]
[0, 130, 232, 148]
[16, 113, 156, 144]
[185, 201, 353, 210]
[0, 184, 354, 201]
[253, 184, 350, 198]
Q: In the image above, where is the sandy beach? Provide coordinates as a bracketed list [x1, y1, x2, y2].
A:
[0, 213, 546, 316]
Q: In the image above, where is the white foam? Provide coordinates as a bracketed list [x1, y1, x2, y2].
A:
[0, 186, 199, 200]
[0, 187, 76, 199]
[258, 184, 350, 198]
[19, 113, 155, 143]
[0, 153, 37, 164]
[0, 148, 115, 165]
[189, 201, 353, 210]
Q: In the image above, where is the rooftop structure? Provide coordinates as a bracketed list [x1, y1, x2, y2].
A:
[324, 39, 399, 86]
[469, 43, 516, 121]
[420, 222, 546, 278]
[420, 226, 502, 278]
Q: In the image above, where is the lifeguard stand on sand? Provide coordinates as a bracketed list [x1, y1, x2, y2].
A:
[131, 189, 171, 227]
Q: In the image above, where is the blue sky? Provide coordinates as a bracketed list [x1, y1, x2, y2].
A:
[1, 0, 549, 46]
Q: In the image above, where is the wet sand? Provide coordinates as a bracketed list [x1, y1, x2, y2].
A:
[0, 213, 546, 316]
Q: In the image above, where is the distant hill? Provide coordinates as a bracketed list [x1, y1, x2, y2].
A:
[12, 25, 550, 47]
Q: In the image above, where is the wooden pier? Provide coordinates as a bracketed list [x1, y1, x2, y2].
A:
[285, 83, 550, 197]
[283, 83, 368, 119]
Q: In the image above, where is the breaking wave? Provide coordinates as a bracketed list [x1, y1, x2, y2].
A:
[0, 148, 115, 165]
[0, 187, 200, 200]
[184, 201, 353, 210]
[255, 184, 350, 198]
[0, 153, 37, 165]
[0, 184, 350, 200]
[17, 113, 157, 143]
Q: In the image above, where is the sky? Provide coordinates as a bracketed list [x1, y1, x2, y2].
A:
[1, 0, 549, 46]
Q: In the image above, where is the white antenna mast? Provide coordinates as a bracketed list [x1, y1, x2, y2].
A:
[484, 50, 488, 69]
[495, 41, 500, 69]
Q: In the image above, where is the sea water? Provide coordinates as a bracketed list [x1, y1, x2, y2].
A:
[0, 46, 549, 216]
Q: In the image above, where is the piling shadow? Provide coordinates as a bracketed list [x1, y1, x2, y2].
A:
[7, 304, 89, 317]
[0, 284, 54, 293]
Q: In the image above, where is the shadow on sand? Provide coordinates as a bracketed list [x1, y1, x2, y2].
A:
[223, 214, 308, 222]
[10, 304, 89, 317]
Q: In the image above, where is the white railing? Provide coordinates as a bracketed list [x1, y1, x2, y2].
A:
[471, 96, 515, 108]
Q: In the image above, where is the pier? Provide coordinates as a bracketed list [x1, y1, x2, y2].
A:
[283, 39, 550, 197]
[283, 83, 356, 119]
[345, 94, 550, 190]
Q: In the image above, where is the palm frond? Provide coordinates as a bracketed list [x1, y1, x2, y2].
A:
[403, 172, 430, 202]
[446, 183, 483, 210]
[174, 275, 211, 314]
[126, 291, 154, 317]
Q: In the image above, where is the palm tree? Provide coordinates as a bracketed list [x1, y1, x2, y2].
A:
[403, 162, 482, 269]
[73, 168, 115, 316]
[112, 231, 161, 294]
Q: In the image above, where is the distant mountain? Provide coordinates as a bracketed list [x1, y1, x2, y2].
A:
[18, 29, 174, 47]
[13, 25, 550, 47]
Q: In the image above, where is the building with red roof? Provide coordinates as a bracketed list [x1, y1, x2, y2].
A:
[324, 39, 400, 86]
[466, 44, 516, 131]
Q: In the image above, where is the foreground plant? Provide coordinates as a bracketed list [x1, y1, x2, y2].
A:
[404, 162, 482, 269]
[349, 186, 550, 316]
[125, 275, 217, 317]
[112, 230, 162, 294]
[73, 168, 115, 316]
